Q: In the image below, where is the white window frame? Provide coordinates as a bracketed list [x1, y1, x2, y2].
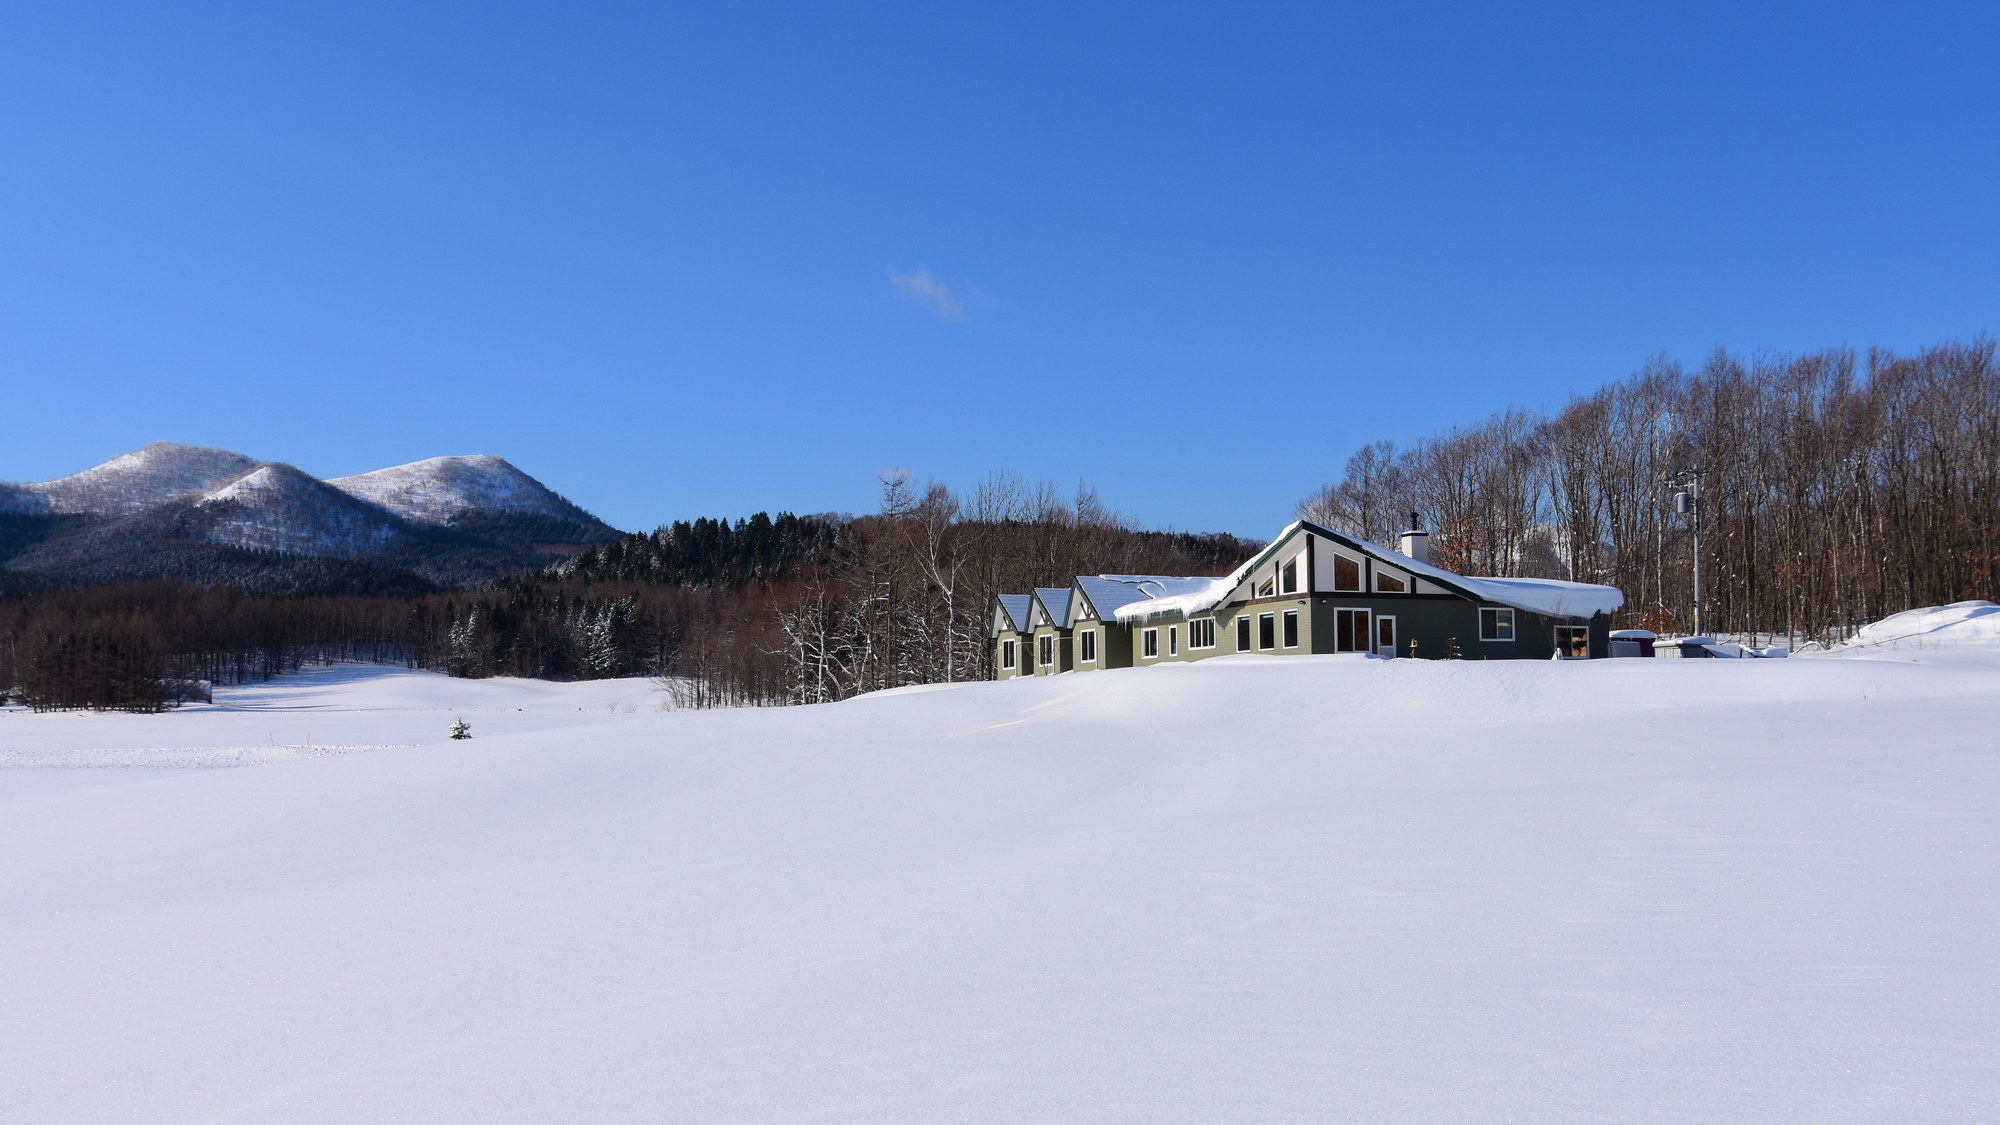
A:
[1039, 634, 1055, 666]
[1168, 625, 1179, 656]
[1373, 569, 1407, 594]
[1079, 628, 1097, 664]
[1282, 609, 1300, 648]
[1480, 607, 1516, 642]
[1331, 607, 1371, 653]
[1189, 617, 1217, 649]
[1331, 552, 1363, 592]
[1236, 615, 1252, 651]
[1555, 624, 1589, 658]
[1280, 556, 1300, 594]
[1141, 628, 1159, 659]
[1257, 612, 1276, 650]
[1001, 639, 1016, 669]
[1375, 614, 1397, 656]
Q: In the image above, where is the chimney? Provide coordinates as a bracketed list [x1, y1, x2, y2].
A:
[1397, 512, 1430, 564]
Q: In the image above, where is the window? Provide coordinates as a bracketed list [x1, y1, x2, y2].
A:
[1334, 608, 1369, 652]
[1168, 626, 1179, 656]
[1480, 608, 1515, 642]
[1236, 615, 1252, 651]
[1001, 639, 1016, 669]
[1374, 571, 1406, 593]
[1039, 635, 1055, 666]
[1141, 628, 1159, 658]
[1258, 613, 1276, 650]
[1189, 618, 1216, 649]
[1281, 557, 1299, 594]
[1332, 554, 1361, 591]
[1555, 625, 1589, 658]
[1282, 610, 1299, 648]
[1257, 576, 1275, 597]
[1079, 629, 1097, 663]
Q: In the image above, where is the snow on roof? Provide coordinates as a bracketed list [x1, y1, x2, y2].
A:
[1449, 576, 1625, 619]
[1074, 575, 1220, 624]
[1111, 519, 1625, 622]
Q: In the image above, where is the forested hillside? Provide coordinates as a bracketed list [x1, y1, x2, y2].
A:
[1299, 339, 1997, 640]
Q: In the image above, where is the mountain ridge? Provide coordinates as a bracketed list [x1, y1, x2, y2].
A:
[0, 443, 624, 594]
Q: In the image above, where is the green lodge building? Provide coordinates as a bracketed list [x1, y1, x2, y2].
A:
[990, 518, 1623, 678]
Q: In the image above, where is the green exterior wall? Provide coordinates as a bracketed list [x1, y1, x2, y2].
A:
[1029, 625, 1073, 675]
[1067, 617, 1133, 671]
[993, 630, 1030, 679]
[1119, 596, 1612, 665]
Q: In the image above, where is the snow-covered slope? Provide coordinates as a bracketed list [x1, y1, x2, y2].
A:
[16, 441, 259, 515]
[326, 454, 593, 526]
[190, 463, 407, 557]
[2, 632, 1994, 1123]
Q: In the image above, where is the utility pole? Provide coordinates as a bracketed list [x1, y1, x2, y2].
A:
[1669, 468, 1705, 636]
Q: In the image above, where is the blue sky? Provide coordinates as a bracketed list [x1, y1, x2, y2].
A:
[4, 2, 1994, 537]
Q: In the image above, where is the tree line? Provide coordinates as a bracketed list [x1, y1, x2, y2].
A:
[1297, 338, 1997, 643]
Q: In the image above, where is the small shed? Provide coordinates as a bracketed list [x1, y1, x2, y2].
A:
[1608, 629, 1657, 658]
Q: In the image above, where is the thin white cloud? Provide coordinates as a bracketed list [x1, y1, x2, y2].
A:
[889, 267, 966, 323]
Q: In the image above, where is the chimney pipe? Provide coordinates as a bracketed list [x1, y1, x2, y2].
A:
[1397, 513, 1430, 564]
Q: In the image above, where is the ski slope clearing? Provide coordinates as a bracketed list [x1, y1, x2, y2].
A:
[2, 641, 1995, 1122]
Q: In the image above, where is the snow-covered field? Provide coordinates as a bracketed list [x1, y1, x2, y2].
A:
[3, 610, 1996, 1123]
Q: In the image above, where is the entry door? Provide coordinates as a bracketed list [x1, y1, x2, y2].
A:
[1334, 608, 1370, 652]
[1375, 615, 1397, 657]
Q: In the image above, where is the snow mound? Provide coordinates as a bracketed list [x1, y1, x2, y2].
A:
[327, 454, 579, 525]
[1840, 600, 2000, 652]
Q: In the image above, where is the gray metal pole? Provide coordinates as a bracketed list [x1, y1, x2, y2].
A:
[1691, 471, 1703, 637]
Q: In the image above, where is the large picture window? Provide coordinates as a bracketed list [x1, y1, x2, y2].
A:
[1480, 608, 1516, 642]
[1236, 616, 1251, 651]
[1189, 618, 1216, 649]
[1079, 629, 1097, 663]
[1332, 554, 1361, 591]
[1141, 628, 1159, 658]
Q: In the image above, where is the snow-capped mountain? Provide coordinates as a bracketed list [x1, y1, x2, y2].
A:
[0, 444, 622, 591]
[5, 442, 260, 516]
[327, 455, 602, 527]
